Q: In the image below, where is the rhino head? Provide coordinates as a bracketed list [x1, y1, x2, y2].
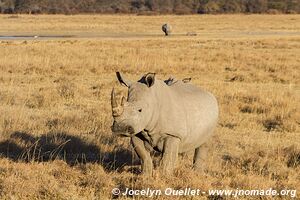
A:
[111, 72, 157, 137]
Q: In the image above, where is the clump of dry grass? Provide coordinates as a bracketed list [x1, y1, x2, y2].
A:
[0, 14, 299, 199]
[57, 82, 75, 100]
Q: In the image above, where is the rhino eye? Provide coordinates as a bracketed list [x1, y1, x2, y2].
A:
[138, 109, 142, 112]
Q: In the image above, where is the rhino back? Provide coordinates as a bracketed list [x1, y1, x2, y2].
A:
[154, 81, 218, 152]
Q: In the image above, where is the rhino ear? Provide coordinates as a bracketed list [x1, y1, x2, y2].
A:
[145, 73, 156, 87]
[116, 72, 132, 87]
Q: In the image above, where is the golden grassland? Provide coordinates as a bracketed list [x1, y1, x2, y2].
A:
[0, 14, 299, 199]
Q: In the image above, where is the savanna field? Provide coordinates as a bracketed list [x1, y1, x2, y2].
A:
[0, 15, 299, 199]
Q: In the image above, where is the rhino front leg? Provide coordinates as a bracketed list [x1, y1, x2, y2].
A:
[161, 136, 180, 175]
[193, 144, 208, 172]
[131, 136, 153, 176]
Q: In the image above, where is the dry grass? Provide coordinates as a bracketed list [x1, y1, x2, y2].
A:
[0, 14, 299, 199]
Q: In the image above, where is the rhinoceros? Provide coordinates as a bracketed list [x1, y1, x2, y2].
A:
[111, 72, 218, 175]
[162, 24, 172, 36]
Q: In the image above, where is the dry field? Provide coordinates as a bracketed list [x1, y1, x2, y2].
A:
[0, 14, 299, 199]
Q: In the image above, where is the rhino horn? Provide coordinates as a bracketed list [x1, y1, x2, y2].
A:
[111, 88, 117, 108]
[111, 88, 124, 117]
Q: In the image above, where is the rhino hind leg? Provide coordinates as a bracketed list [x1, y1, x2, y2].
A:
[160, 136, 180, 175]
[193, 144, 208, 172]
[131, 136, 153, 176]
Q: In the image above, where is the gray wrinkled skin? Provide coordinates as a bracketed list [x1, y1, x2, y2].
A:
[111, 72, 219, 175]
[162, 24, 172, 36]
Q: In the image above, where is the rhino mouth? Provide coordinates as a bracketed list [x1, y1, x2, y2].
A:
[113, 131, 132, 137]
[111, 124, 136, 137]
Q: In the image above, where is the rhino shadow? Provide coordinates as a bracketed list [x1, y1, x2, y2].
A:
[0, 131, 139, 172]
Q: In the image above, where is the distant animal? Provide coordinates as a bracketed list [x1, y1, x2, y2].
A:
[162, 24, 172, 36]
[111, 72, 219, 175]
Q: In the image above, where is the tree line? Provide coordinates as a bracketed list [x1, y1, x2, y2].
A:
[0, 0, 299, 14]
